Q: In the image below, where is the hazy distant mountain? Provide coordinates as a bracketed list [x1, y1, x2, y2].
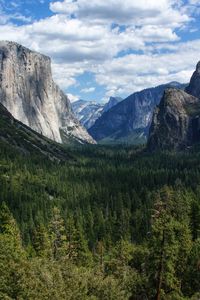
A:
[72, 97, 123, 129]
[89, 82, 187, 145]
[72, 100, 104, 129]
[0, 41, 95, 145]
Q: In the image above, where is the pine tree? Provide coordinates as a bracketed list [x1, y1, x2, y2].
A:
[32, 223, 51, 258]
[49, 207, 67, 260]
[147, 188, 192, 300]
[0, 202, 26, 299]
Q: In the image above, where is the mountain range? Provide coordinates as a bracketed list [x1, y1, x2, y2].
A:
[1, 40, 200, 152]
[88, 82, 187, 144]
[72, 96, 122, 129]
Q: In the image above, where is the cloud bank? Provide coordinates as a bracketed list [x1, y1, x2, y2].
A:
[0, 0, 199, 100]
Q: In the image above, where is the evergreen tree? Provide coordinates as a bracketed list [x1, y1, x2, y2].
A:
[0, 203, 26, 299]
[32, 223, 51, 258]
[49, 207, 67, 260]
[147, 188, 192, 300]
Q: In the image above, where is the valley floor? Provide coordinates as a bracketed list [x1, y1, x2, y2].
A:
[0, 143, 199, 299]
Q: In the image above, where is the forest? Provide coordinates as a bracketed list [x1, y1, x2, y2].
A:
[0, 141, 199, 299]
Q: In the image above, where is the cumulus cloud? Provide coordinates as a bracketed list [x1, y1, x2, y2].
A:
[96, 39, 200, 96]
[0, 0, 198, 99]
[50, 0, 189, 27]
[81, 87, 96, 93]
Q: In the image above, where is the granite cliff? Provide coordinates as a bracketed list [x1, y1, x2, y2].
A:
[0, 41, 95, 144]
[147, 88, 200, 151]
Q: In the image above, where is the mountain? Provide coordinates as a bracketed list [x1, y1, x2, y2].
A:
[147, 62, 200, 151]
[72, 100, 104, 129]
[88, 82, 186, 144]
[102, 96, 123, 113]
[185, 61, 200, 99]
[0, 102, 71, 161]
[147, 88, 200, 151]
[72, 96, 123, 129]
[0, 41, 95, 144]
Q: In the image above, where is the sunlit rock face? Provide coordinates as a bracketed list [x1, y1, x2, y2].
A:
[0, 41, 95, 144]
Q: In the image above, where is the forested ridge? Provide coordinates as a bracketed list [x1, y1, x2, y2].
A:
[0, 141, 199, 299]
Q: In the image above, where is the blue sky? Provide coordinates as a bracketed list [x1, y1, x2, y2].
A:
[0, 0, 200, 103]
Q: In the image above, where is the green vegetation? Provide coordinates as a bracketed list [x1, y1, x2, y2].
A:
[98, 129, 147, 145]
[0, 142, 200, 299]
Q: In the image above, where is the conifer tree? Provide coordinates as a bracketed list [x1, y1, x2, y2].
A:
[0, 202, 26, 299]
[32, 223, 51, 258]
[147, 188, 192, 300]
[49, 207, 67, 260]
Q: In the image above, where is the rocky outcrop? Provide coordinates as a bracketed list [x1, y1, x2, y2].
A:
[185, 62, 200, 99]
[0, 41, 95, 144]
[89, 82, 186, 144]
[147, 88, 200, 151]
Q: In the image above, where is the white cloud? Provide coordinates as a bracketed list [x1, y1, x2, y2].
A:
[67, 93, 80, 102]
[81, 87, 96, 93]
[0, 0, 198, 99]
[50, 0, 189, 27]
[95, 39, 200, 96]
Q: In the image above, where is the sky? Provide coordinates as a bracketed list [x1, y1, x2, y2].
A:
[0, 0, 200, 103]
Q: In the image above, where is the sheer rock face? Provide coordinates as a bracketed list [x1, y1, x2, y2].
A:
[185, 61, 200, 99]
[147, 88, 200, 151]
[0, 41, 95, 144]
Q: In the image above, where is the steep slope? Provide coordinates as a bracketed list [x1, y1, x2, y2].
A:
[89, 82, 186, 144]
[0, 102, 71, 161]
[147, 88, 200, 151]
[0, 41, 95, 144]
[72, 100, 104, 129]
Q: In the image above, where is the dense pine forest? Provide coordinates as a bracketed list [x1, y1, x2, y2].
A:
[0, 141, 200, 299]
